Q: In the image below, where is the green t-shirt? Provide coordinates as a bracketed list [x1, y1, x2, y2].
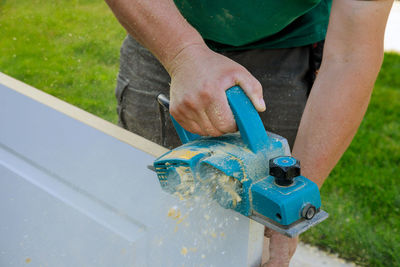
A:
[174, 0, 332, 51]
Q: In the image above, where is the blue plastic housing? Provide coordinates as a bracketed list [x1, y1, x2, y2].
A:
[153, 86, 323, 226]
[251, 176, 321, 225]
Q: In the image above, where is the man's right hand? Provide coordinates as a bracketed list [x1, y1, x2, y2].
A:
[166, 43, 266, 137]
[105, 0, 264, 137]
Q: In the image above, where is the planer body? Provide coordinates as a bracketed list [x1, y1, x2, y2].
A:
[153, 86, 328, 237]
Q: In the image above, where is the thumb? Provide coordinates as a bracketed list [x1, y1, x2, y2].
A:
[235, 72, 266, 112]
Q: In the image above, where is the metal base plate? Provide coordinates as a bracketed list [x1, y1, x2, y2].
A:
[250, 210, 329, 238]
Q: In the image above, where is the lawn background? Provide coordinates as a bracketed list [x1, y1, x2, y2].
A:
[1, 1, 399, 266]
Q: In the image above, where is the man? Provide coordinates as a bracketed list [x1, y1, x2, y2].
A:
[105, 0, 393, 266]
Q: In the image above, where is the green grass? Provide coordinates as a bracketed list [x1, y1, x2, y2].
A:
[302, 52, 400, 266]
[1, 1, 399, 266]
[0, 0, 125, 123]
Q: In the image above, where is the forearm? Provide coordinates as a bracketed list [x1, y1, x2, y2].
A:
[105, 0, 205, 72]
[292, 61, 381, 187]
[292, 0, 392, 188]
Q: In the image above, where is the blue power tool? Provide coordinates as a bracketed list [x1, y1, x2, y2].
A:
[153, 86, 328, 237]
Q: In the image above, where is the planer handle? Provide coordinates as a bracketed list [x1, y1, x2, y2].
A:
[226, 86, 269, 153]
[157, 86, 269, 152]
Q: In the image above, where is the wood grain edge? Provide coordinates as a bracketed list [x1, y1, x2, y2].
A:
[0, 72, 169, 157]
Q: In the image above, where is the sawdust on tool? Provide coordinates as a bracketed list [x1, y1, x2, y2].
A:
[215, 172, 242, 207]
[157, 132, 289, 262]
[162, 135, 287, 260]
[175, 166, 195, 197]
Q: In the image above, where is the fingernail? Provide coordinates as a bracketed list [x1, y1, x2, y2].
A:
[259, 98, 266, 111]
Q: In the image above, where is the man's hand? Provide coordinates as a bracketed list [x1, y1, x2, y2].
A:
[261, 229, 298, 267]
[167, 43, 265, 136]
[105, 0, 265, 137]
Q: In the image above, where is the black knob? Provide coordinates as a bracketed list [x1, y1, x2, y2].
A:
[269, 156, 300, 186]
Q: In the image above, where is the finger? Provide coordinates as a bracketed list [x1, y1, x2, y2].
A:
[173, 115, 205, 136]
[170, 104, 206, 135]
[234, 70, 265, 112]
[182, 119, 205, 136]
[171, 95, 222, 136]
[198, 110, 225, 137]
[267, 235, 291, 267]
[265, 229, 298, 267]
[205, 91, 236, 134]
[195, 82, 235, 134]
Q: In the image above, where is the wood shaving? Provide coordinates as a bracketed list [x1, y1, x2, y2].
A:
[181, 246, 188, 256]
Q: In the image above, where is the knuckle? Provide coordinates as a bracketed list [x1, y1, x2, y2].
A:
[181, 96, 196, 109]
[226, 72, 240, 86]
[228, 66, 243, 77]
[201, 80, 213, 90]
[199, 88, 212, 100]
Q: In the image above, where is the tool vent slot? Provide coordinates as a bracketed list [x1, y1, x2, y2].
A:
[154, 162, 190, 181]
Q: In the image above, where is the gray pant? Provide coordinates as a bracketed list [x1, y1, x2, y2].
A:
[116, 35, 323, 150]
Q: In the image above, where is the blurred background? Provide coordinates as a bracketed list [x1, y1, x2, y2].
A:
[0, 1, 399, 266]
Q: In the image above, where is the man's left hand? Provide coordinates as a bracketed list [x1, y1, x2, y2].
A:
[261, 228, 298, 267]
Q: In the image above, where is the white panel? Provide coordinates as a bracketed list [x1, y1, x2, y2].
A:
[0, 83, 263, 267]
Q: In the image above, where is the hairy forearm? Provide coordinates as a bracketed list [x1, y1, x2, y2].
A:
[105, 0, 204, 72]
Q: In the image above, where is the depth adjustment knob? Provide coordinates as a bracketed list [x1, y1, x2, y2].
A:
[269, 156, 300, 186]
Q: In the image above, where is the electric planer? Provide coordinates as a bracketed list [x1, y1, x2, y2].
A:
[152, 86, 328, 237]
